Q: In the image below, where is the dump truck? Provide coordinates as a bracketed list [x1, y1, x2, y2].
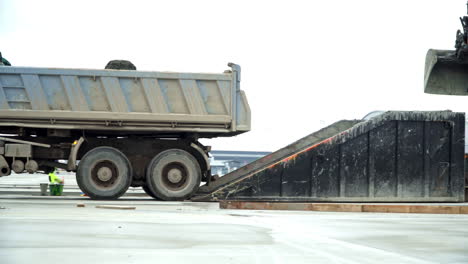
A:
[424, 1, 468, 95]
[0, 62, 250, 200]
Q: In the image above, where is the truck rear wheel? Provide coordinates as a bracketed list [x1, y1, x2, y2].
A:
[146, 149, 201, 201]
[77, 147, 132, 200]
[142, 184, 160, 200]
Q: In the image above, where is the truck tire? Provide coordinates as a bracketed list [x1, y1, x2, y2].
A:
[142, 184, 160, 200]
[77, 147, 132, 200]
[146, 149, 201, 201]
[105, 60, 136, 70]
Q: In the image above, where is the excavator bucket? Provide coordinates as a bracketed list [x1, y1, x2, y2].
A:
[424, 49, 468, 95]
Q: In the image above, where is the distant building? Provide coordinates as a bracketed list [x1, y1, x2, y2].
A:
[210, 150, 271, 176]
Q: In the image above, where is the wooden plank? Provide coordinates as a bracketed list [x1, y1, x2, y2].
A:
[362, 205, 411, 213]
[460, 206, 468, 214]
[219, 201, 468, 214]
[95, 205, 136, 210]
[312, 203, 362, 212]
[409, 205, 460, 214]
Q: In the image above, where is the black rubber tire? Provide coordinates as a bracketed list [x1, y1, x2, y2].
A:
[146, 149, 201, 201]
[142, 184, 160, 200]
[76, 147, 132, 200]
[105, 60, 136, 70]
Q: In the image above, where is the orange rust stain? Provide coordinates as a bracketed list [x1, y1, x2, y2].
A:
[219, 131, 352, 192]
[267, 163, 277, 169]
[262, 131, 351, 171]
[283, 153, 299, 163]
[267, 136, 336, 170]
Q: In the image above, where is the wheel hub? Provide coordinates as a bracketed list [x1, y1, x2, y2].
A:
[167, 168, 183, 183]
[97, 167, 113, 182]
[91, 160, 119, 189]
[160, 162, 188, 190]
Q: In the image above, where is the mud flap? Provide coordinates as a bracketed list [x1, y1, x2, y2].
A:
[424, 49, 468, 95]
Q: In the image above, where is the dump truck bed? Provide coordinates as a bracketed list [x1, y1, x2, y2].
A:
[0, 64, 250, 137]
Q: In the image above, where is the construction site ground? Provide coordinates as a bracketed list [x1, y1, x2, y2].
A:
[1, 174, 468, 264]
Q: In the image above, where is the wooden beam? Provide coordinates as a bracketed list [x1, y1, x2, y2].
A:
[219, 201, 468, 214]
[95, 205, 136, 210]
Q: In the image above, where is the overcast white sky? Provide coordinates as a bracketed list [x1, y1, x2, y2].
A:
[1, 0, 467, 151]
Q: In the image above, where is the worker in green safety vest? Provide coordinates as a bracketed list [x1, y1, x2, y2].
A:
[48, 168, 64, 184]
